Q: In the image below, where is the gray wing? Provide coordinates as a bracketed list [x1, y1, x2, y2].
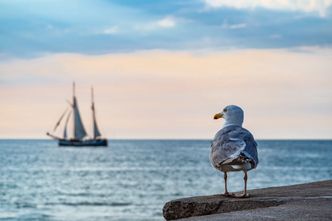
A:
[210, 126, 258, 169]
[240, 128, 259, 168]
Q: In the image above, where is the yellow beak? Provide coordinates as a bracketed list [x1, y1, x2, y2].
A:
[213, 112, 223, 120]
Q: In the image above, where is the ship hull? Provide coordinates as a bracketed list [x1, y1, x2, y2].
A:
[58, 139, 108, 147]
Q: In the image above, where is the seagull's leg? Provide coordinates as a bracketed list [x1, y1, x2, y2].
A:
[233, 169, 250, 198]
[223, 172, 230, 196]
[243, 169, 249, 197]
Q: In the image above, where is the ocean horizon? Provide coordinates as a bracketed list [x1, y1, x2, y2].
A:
[1, 139, 331, 221]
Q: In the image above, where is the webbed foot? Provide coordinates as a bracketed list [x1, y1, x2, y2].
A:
[229, 192, 250, 198]
[222, 192, 232, 197]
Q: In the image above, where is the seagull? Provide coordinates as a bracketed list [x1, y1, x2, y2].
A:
[210, 105, 258, 198]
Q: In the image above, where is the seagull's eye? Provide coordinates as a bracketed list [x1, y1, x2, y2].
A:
[223, 108, 227, 112]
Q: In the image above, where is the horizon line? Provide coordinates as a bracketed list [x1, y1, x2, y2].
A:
[0, 138, 331, 141]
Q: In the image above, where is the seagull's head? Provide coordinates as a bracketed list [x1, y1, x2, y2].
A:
[214, 105, 244, 127]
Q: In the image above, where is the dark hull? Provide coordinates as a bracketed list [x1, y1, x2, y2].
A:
[58, 139, 108, 147]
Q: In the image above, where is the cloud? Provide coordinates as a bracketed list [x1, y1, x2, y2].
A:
[203, 0, 332, 16]
[156, 16, 176, 28]
[135, 16, 177, 32]
[100, 26, 119, 35]
[222, 22, 247, 29]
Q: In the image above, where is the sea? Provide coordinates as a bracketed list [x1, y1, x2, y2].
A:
[0, 140, 331, 221]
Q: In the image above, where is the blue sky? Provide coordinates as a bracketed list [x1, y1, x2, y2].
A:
[1, 0, 332, 57]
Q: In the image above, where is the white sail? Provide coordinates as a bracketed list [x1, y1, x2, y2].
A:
[72, 83, 87, 140]
[91, 87, 102, 138]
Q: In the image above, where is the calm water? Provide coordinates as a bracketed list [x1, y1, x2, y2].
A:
[0, 140, 331, 221]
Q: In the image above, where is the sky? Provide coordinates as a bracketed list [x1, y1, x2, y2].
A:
[0, 0, 332, 139]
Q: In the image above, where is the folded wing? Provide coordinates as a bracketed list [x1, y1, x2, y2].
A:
[210, 126, 258, 170]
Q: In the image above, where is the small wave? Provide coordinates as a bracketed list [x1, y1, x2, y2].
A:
[56, 192, 113, 198]
[15, 202, 37, 209]
[0, 212, 17, 219]
[46, 202, 132, 207]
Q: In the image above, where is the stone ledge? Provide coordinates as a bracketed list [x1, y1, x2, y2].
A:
[163, 180, 332, 220]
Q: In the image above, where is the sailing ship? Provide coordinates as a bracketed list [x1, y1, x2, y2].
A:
[47, 83, 108, 147]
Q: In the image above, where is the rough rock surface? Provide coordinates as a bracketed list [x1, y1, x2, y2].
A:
[163, 180, 332, 220]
